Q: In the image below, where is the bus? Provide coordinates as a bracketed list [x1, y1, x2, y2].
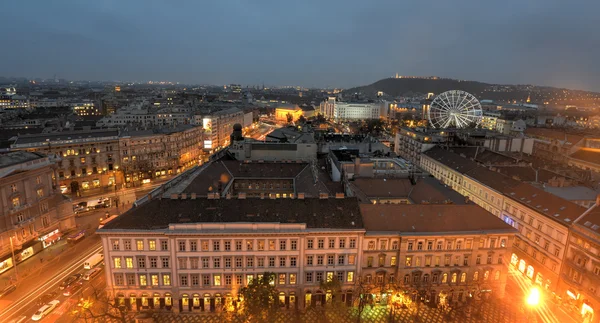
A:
[83, 253, 104, 270]
[67, 230, 86, 244]
[98, 215, 118, 229]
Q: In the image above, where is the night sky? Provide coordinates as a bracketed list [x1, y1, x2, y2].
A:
[2, 1, 599, 90]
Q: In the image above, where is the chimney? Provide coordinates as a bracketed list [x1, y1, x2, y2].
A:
[181, 193, 187, 200]
[298, 193, 305, 200]
[170, 194, 179, 200]
[238, 192, 246, 199]
[335, 193, 345, 199]
[191, 193, 197, 200]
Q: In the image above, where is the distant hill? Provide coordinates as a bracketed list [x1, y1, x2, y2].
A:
[344, 77, 600, 105]
[346, 78, 489, 97]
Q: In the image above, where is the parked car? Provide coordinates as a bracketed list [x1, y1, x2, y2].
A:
[36, 291, 58, 306]
[63, 282, 83, 297]
[0, 284, 16, 298]
[31, 300, 60, 321]
[60, 274, 81, 290]
[83, 267, 102, 281]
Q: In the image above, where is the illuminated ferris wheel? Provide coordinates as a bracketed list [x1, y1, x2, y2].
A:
[427, 90, 482, 128]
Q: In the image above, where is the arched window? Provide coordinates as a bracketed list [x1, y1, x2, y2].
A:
[442, 273, 448, 283]
[494, 270, 501, 281]
[473, 271, 479, 281]
[460, 273, 466, 283]
[484, 271, 490, 280]
[451, 273, 457, 283]
[423, 274, 430, 283]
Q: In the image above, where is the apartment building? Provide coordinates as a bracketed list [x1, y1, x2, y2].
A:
[393, 127, 452, 165]
[97, 197, 365, 313]
[0, 152, 75, 275]
[420, 147, 588, 291]
[361, 204, 516, 304]
[119, 125, 202, 186]
[199, 107, 245, 152]
[558, 201, 600, 322]
[319, 97, 386, 121]
[11, 129, 121, 193]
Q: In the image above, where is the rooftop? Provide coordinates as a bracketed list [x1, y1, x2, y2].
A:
[570, 149, 600, 165]
[505, 183, 587, 225]
[101, 197, 364, 231]
[350, 176, 465, 204]
[12, 129, 119, 146]
[575, 205, 600, 235]
[543, 186, 599, 202]
[0, 151, 46, 169]
[360, 204, 517, 234]
[525, 128, 585, 145]
[423, 146, 480, 173]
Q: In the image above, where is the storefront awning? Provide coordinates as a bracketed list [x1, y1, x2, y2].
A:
[44, 232, 63, 244]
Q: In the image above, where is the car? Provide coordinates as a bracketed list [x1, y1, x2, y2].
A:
[31, 300, 59, 321]
[0, 284, 16, 298]
[63, 282, 83, 296]
[83, 267, 102, 281]
[36, 291, 58, 306]
[60, 274, 81, 290]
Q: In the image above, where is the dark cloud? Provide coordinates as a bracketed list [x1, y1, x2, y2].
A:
[1, 1, 599, 90]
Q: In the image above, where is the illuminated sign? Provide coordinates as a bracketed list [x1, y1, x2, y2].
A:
[204, 140, 213, 149]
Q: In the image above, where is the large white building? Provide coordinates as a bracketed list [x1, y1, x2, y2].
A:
[97, 157, 517, 314]
[319, 97, 386, 121]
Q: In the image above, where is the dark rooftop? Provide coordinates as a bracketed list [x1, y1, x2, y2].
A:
[350, 176, 465, 204]
[13, 129, 119, 146]
[101, 197, 364, 231]
[423, 146, 479, 173]
[360, 204, 517, 234]
[575, 204, 600, 234]
[0, 151, 46, 169]
[570, 149, 600, 165]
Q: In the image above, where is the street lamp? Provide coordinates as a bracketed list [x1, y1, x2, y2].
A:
[525, 287, 541, 322]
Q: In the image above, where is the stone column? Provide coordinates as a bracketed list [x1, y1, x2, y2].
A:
[172, 299, 180, 314]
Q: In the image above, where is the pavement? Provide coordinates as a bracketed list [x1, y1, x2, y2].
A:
[93, 299, 533, 323]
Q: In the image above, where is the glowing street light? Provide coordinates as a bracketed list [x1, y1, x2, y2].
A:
[526, 287, 541, 307]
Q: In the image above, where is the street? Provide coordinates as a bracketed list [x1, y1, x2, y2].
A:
[0, 185, 158, 323]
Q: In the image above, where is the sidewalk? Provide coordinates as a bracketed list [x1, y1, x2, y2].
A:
[0, 228, 98, 288]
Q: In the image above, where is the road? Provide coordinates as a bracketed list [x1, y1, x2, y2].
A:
[0, 236, 102, 322]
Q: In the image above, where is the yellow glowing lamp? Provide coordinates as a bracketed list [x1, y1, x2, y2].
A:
[526, 287, 541, 307]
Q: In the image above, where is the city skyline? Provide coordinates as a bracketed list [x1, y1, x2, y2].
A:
[1, 1, 600, 91]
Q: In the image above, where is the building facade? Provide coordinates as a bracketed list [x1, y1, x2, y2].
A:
[119, 126, 202, 186]
[558, 203, 600, 323]
[319, 98, 385, 121]
[200, 107, 244, 153]
[420, 147, 586, 292]
[98, 197, 365, 313]
[0, 152, 76, 275]
[11, 129, 122, 194]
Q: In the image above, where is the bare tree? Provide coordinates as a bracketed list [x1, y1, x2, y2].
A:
[238, 272, 280, 323]
[70, 283, 129, 323]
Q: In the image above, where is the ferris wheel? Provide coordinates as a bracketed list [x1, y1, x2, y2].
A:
[427, 90, 482, 129]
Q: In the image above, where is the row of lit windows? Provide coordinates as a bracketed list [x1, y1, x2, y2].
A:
[111, 237, 358, 252]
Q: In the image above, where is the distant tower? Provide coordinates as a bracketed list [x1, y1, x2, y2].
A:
[230, 123, 244, 144]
